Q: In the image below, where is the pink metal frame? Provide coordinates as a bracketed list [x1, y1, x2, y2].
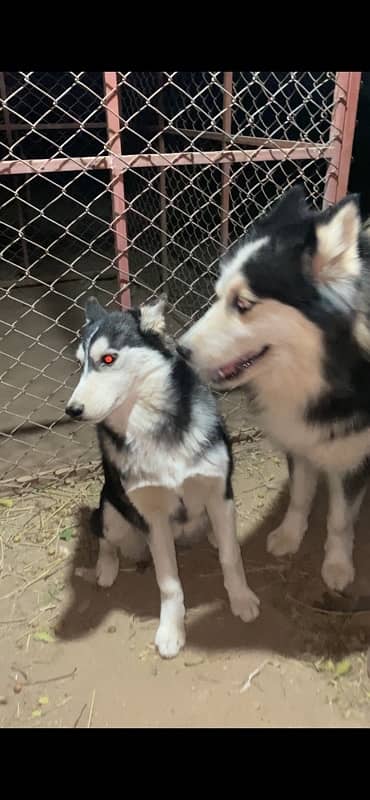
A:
[323, 71, 362, 207]
[0, 71, 361, 309]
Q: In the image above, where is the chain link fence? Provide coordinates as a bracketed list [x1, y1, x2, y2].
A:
[0, 71, 361, 489]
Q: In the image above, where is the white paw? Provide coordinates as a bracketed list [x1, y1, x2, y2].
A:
[96, 553, 119, 588]
[230, 589, 260, 622]
[321, 557, 355, 592]
[155, 623, 185, 659]
[267, 524, 302, 557]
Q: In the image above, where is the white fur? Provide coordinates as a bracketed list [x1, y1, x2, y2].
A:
[267, 457, 317, 557]
[205, 482, 260, 621]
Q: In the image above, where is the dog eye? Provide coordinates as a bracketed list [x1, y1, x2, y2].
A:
[233, 296, 255, 315]
[101, 353, 117, 365]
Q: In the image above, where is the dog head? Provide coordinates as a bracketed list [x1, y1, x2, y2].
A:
[65, 295, 170, 423]
[180, 187, 361, 402]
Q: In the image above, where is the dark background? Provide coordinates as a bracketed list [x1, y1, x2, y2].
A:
[349, 72, 370, 217]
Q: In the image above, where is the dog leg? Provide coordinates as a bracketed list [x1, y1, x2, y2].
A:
[206, 480, 260, 622]
[96, 537, 120, 588]
[96, 499, 147, 587]
[321, 471, 366, 592]
[267, 455, 317, 557]
[129, 487, 185, 659]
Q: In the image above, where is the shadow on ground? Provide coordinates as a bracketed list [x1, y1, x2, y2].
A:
[56, 479, 370, 661]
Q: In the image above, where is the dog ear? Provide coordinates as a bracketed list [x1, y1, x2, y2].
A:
[263, 185, 309, 228]
[140, 294, 167, 334]
[309, 195, 361, 285]
[85, 297, 106, 323]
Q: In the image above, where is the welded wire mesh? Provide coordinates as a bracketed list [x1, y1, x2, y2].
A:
[0, 71, 357, 486]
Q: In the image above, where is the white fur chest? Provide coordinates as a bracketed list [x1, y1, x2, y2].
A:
[104, 429, 228, 493]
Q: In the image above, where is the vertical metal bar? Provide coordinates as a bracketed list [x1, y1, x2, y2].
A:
[323, 71, 361, 207]
[220, 71, 233, 250]
[0, 72, 30, 272]
[158, 73, 168, 288]
[103, 71, 131, 309]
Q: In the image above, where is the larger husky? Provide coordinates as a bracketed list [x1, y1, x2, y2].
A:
[181, 187, 370, 594]
[66, 297, 259, 658]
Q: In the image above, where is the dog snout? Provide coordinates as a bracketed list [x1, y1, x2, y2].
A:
[65, 403, 84, 419]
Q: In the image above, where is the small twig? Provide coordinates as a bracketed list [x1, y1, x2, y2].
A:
[87, 689, 96, 728]
[240, 660, 269, 693]
[74, 703, 87, 729]
[28, 667, 77, 687]
[0, 617, 27, 624]
[0, 557, 69, 602]
[11, 664, 28, 682]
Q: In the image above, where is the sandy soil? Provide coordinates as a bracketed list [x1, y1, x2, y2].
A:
[1, 426, 370, 728]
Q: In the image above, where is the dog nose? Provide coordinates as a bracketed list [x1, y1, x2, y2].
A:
[177, 345, 192, 361]
[65, 403, 84, 419]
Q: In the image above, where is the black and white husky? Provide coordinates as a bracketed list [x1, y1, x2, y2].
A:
[66, 297, 259, 658]
[181, 187, 370, 595]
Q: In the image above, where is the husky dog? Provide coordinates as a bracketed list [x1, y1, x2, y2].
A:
[180, 186, 370, 594]
[65, 297, 259, 658]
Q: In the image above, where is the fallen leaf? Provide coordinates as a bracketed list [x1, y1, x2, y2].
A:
[31, 709, 42, 718]
[38, 696, 49, 706]
[335, 659, 351, 678]
[319, 659, 335, 673]
[60, 528, 73, 542]
[0, 498, 14, 508]
[33, 631, 55, 644]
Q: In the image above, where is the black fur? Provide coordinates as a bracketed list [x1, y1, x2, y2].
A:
[237, 188, 370, 433]
[98, 422, 126, 451]
[154, 356, 197, 443]
[92, 453, 149, 537]
[343, 458, 370, 502]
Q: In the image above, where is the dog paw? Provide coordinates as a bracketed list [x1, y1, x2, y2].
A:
[155, 623, 185, 659]
[230, 589, 260, 622]
[321, 557, 355, 592]
[96, 553, 119, 588]
[267, 524, 302, 557]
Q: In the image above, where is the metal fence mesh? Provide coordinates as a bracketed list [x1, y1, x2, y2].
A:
[0, 71, 359, 487]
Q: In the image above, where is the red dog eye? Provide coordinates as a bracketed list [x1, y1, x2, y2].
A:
[102, 354, 115, 365]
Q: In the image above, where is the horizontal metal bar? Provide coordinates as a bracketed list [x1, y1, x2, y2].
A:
[0, 122, 106, 130]
[163, 126, 308, 149]
[0, 143, 336, 177]
[0, 155, 111, 175]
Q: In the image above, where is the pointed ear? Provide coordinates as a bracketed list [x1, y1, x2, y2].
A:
[263, 185, 309, 228]
[310, 195, 361, 285]
[140, 294, 167, 334]
[85, 297, 107, 323]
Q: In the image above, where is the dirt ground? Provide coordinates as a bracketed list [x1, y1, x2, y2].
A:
[2, 425, 370, 728]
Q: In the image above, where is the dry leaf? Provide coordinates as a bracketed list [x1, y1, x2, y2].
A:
[33, 630, 55, 644]
[38, 696, 49, 706]
[0, 498, 14, 508]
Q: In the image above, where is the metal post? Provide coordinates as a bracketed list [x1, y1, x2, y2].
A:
[0, 72, 30, 273]
[158, 74, 168, 287]
[103, 72, 131, 308]
[323, 71, 361, 207]
[220, 72, 233, 251]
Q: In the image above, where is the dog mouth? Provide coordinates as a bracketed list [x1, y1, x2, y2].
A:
[211, 345, 269, 384]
